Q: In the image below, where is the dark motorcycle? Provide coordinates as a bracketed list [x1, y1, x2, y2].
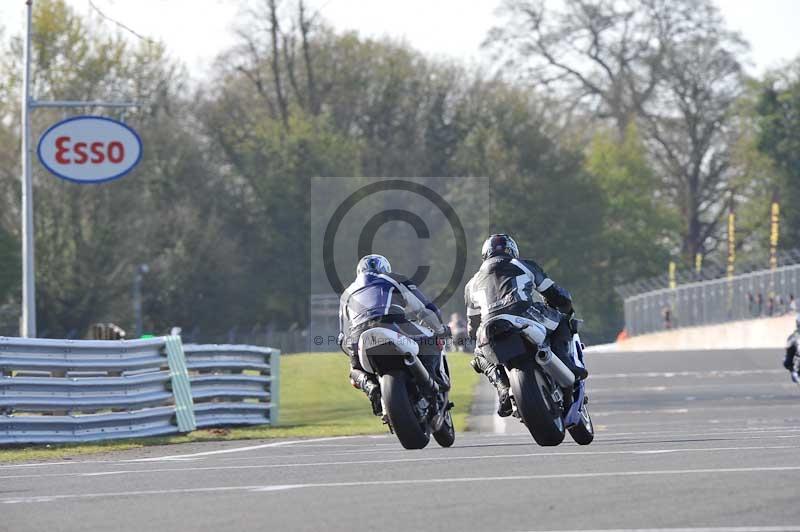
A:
[478, 313, 593, 446]
[357, 327, 454, 450]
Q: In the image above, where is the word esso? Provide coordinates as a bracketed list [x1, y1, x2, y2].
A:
[37, 116, 142, 184]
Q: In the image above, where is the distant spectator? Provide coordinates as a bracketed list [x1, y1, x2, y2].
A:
[87, 323, 126, 340]
[447, 312, 467, 352]
[776, 295, 785, 315]
[789, 294, 797, 315]
[767, 295, 775, 317]
[747, 292, 755, 316]
[757, 292, 764, 316]
[662, 306, 673, 330]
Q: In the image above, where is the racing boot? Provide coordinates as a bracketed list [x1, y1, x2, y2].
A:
[783, 349, 795, 370]
[471, 355, 512, 417]
[570, 360, 589, 381]
[350, 369, 382, 416]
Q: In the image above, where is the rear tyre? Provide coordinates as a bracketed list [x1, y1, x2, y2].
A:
[382, 371, 430, 450]
[508, 361, 565, 446]
[433, 409, 455, 447]
[568, 404, 594, 445]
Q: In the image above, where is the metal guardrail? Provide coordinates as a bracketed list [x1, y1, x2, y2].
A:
[0, 337, 279, 445]
[618, 249, 800, 299]
[624, 263, 800, 336]
[183, 344, 279, 428]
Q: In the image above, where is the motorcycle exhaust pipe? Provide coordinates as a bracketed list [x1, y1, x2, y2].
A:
[535, 349, 576, 388]
[404, 354, 438, 396]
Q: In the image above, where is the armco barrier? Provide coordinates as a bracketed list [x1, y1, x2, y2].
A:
[0, 336, 279, 445]
[182, 343, 279, 428]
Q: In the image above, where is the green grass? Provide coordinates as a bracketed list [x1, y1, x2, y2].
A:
[0, 352, 479, 462]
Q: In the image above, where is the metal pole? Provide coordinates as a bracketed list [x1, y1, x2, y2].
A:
[16, 0, 140, 339]
[20, 0, 36, 338]
[30, 100, 140, 109]
[133, 270, 142, 338]
[133, 264, 148, 337]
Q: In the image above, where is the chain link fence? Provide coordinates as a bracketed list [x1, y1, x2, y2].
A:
[623, 263, 800, 336]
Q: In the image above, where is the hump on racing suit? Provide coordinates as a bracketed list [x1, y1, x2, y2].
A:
[338, 271, 444, 353]
[464, 255, 572, 340]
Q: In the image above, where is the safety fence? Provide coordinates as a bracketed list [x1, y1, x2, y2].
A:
[0, 336, 279, 445]
[623, 263, 800, 336]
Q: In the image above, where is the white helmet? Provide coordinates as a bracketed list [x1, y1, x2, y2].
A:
[356, 254, 391, 275]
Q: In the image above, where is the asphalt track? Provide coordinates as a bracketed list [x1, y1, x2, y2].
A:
[2, 348, 800, 532]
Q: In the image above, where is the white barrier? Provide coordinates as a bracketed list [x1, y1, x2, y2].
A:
[612, 315, 795, 352]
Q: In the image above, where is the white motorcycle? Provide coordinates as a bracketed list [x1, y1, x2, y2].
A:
[357, 326, 454, 450]
[477, 313, 593, 446]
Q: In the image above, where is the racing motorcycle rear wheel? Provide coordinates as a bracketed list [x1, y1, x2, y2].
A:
[382, 371, 430, 450]
[568, 403, 594, 445]
[433, 408, 455, 447]
[509, 360, 565, 446]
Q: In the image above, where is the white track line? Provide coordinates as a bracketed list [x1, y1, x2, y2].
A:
[519, 528, 800, 532]
[3, 465, 800, 504]
[590, 369, 783, 379]
[593, 408, 690, 416]
[585, 415, 800, 430]
[124, 435, 361, 462]
[587, 383, 798, 394]
[0, 435, 362, 469]
[4, 425, 800, 470]
[4, 426, 800, 471]
[0, 445, 794, 481]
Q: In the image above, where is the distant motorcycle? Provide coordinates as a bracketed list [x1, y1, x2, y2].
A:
[477, 313, 593, 446]
[357, 327, 454, 449]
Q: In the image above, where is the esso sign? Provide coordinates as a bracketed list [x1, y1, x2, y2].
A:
[37, 116, 142, 184]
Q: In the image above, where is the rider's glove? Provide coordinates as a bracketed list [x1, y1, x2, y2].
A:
[337, 333, 351, 355]
[568, 312, 580, 334]
[437, 325, 452, 339]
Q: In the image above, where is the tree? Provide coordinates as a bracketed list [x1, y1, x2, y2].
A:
[586, 123, 676, 279]
[448, 83, 614, 340]
[755, 59, 800, 250]
[641, 26, 748, 259]
[0, 227, 19, 304]
[485, 0, 720, 135]
[487, 0, 749, 262]
[585, 123, 677, 332]
[0, 0, 242, 337]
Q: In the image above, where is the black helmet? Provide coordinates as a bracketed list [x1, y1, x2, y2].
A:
[481, 234, 519, 260]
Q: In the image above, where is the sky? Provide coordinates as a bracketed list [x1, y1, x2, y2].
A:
[0, 0, 798, 78]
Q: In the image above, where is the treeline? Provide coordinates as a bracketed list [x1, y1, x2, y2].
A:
[0, 0, 798, 343]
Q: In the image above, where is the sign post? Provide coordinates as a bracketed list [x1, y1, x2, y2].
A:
[37, 116, 143, 183]
[20, 0, 34, 338]
[770, 197, 780, 271]
[19, 0, 140, 337]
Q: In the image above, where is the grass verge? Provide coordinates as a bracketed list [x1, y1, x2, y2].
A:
[0, 352, 479, 462]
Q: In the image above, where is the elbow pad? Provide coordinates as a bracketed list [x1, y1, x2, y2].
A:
[544, 285, 573, 314]
[468, 314, 481, 340]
